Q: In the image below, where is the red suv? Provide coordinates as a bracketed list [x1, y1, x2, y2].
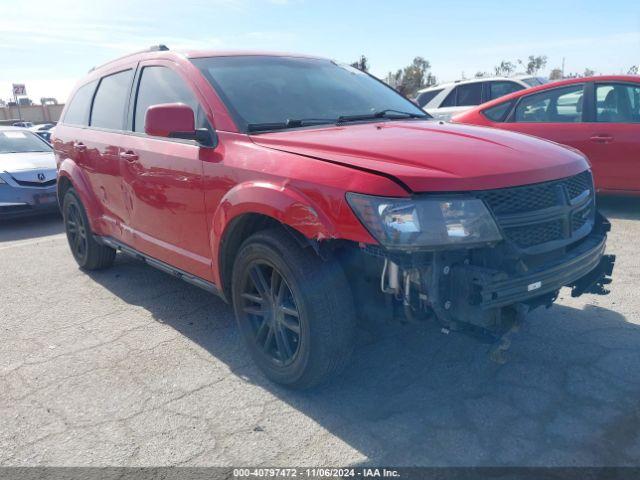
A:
[52, 46, 615, 388]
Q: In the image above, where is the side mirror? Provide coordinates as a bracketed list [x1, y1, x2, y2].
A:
[144, 103, 216, 147]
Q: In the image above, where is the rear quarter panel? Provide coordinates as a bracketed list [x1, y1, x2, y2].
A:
[52, 124, 109, 234]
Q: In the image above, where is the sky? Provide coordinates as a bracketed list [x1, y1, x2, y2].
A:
[0, 0, 638, 104]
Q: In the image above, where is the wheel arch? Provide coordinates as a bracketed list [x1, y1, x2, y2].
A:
[57, 159, 103, 229]
[212, 181, 337, 298]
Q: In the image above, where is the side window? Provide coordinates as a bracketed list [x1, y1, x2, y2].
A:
[482, 100, 515, 122]
[455, 83, 483, 106]
[440, 88, 457, 107]
[63, 81, 97, 126]
[90, 70, 134, 130]
[134, 66, 199, 133]
[488, 81, 524, 101]
[596, 83, 640, 123]
[416, 88, 443, 108]
[514, 85, 584, 123]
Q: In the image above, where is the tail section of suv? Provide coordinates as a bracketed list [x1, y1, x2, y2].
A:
[52, 47, 614, 388]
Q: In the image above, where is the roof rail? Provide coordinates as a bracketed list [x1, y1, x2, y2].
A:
[88, 45, 170, 73]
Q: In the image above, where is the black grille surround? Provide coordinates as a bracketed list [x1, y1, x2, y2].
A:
[13, 178, 57, 188]
[475, 171, 595, 253]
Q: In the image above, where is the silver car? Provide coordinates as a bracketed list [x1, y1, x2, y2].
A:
[0, 127, 58, 219]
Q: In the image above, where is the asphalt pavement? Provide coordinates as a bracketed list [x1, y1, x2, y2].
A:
[1, 196, 639, 466]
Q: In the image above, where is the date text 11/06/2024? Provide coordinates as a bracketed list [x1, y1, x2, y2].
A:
[233, 468, 401, 477]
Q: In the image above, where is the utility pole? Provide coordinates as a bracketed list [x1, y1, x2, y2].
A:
[561, 57, 565, 78]
[12, 84, 26, 122]
[14, 93, 22, 121]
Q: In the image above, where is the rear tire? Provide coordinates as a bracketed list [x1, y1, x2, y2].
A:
[62, 188, 115, 270]
[232, 228, 355, 389]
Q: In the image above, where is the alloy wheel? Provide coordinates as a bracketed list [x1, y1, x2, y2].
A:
[240, 261, 302, 366]
[65, 202, 87, 260]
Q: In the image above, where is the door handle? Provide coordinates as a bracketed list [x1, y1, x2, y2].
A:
[590, 134, 614, 144]
[119, 151, 139, 162]
[73, 142, 87, 152]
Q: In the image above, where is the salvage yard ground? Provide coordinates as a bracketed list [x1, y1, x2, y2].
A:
[1, 196, 639, 466]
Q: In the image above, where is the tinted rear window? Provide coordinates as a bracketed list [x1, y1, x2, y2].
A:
[91, 70, 133, 130]
[514, 84, 584, 123]
[482, 100, 514, 122]
[488, 81, 524, 101]
[521, 77, 547, 87]
[416, 89, 443, 107]
[456, 83, 483, 106]
[63, 81, 97, 126]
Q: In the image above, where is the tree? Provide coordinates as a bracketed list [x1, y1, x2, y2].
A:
[549, 68, 563, 80]
[350, 55, 369, 72]
[628, 65, 638, 75]
[494, 60, 516, 77]
[583, 68, 595, 77]
[519, 55, 548, 75]
[474, 71, 489, 78]
[387, 57, 435, 97]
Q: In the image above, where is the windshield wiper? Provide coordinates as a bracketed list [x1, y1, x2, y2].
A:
[246, 110, 428, 132]
[247, 118, 335, 133]
[337, 109, 428, 124]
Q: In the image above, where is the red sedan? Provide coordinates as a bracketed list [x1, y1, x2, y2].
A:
[452, 75, 640, 195]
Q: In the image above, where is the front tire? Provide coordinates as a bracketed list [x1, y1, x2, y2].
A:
[63, 188, 115, 270]
[232, 228, 355, 389]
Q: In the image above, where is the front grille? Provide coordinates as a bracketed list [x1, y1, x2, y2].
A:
[565, 171, 593, 199]
[478, 170, 592, 216]
[477, 171, 594, 251]
[14, 178, 57, 188]
[479, 182, 558, 215]
[503, 220, 563, 248]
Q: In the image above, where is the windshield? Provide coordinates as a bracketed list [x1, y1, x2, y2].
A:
[0, 130, 52, 154]
[192, 56, 427, 132]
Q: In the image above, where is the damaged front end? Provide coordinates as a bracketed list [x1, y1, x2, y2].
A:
[341, 170, 615, 352]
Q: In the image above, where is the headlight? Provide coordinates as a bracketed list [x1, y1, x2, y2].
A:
[346, 193, 502, 250]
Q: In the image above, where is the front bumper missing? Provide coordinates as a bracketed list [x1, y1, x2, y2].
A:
[458, 232, 614, 310]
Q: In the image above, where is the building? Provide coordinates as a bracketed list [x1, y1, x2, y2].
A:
[0, 103, 64, 125]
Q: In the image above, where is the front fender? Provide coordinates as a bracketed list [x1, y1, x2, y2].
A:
[213, 180, 336, 239]
[210, 180, 342, 285]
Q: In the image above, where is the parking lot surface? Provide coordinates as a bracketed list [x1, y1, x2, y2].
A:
[1, 197, 639, 467]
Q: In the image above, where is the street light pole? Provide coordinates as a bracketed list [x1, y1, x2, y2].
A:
[14, 92, 23, 122]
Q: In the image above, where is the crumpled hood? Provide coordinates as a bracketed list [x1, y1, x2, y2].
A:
[250, 120, 589, 192]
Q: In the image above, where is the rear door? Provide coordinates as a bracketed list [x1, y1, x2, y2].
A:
[52, 74, 134, 239]
[85, 69, 135, 235]
[585, 82, 640, 193]
[119, 60, 213, 281]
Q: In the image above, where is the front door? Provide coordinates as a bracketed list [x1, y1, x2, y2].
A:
[119, 62, 213, 281]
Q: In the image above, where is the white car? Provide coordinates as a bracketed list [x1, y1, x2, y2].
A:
[416, 76, 546, 120]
